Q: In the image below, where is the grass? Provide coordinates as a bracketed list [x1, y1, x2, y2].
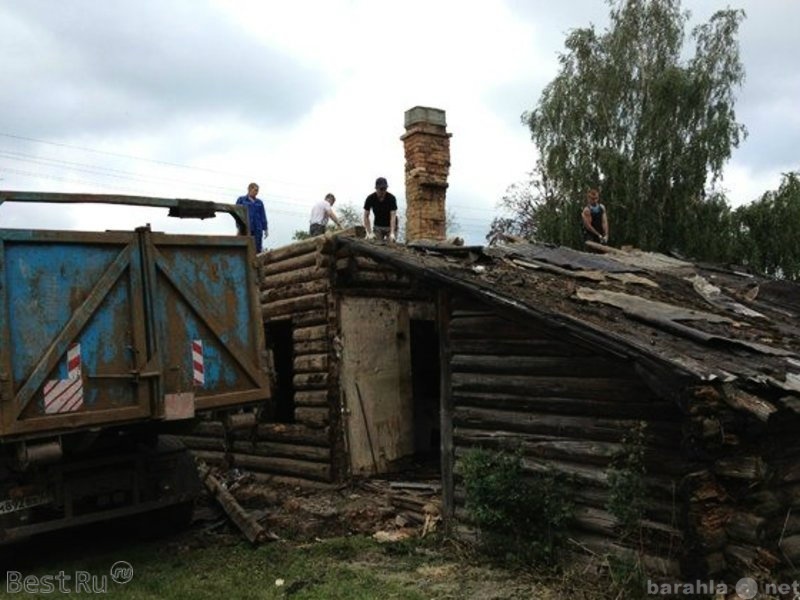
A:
[1, 531, 493, 599]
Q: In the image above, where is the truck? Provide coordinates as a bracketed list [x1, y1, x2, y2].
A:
[0, 191, 271, 543]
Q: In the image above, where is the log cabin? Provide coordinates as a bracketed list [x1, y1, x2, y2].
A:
[183, 106, 800, 582]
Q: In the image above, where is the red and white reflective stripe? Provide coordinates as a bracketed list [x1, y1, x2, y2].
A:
[67, 342, 81, 379]
[192, 340, 204, 386]
[44, 343, 84, 414]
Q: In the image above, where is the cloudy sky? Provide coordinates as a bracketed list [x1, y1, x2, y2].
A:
[1, 0, 798, 247]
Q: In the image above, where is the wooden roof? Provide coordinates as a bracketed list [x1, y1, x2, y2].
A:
[336, 236, 800, 405]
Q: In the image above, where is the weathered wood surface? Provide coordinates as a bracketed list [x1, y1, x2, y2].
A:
[294, 353, 329, 373]
[294, 325, 329, 343]
[451, 339, 593, 356]
[261, 251, 319, 276]
[181, 435, 226, 452]
[452, 373, 655, 402]
[453, 429, 687, 473]
[262, 292, 327, 319]
[198, 463, 275, 544]
[231, 440, 330, 462]
[235, 423, 330, 447]
[451, 354, 637, 378]
[295, 406, 330, 427]
[453, 390, 681, 420]
[293, 309, 330, 328]
[259, 237, 320, 265]
[232, 453, 333, 482]
[260, 278, 329, 304]
[294, 390, 330, 407]
[293, 372, 329, 390]
[260, 265, 328, 290]
[294, 339, 330, 355]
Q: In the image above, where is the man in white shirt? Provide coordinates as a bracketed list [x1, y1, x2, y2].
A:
[309, 193, 342, 236]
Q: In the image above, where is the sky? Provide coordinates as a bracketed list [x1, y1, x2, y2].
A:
[1, 0, 798, 248]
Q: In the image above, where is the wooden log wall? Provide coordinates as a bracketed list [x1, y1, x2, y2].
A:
[334, 250, 419, 298]
[680, 384, 800, 581]
[448, 295, 687, 577]
[183, 236, 339, 485]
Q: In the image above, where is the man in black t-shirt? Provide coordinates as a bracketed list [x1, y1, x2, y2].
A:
[363, 176, 398, 242]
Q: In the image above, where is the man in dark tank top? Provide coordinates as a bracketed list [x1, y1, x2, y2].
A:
[581, 188, 609, 245]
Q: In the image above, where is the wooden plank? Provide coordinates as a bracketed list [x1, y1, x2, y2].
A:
[453, 391, 679, 421]
[262, 251, 318, 277]
[438, 290, 454, 532]
[260, 238, 320, 264]
[451, 339, 593, 357]
[451, 355, 637, 378]
[294, 339, 330, 355]
[232, 453, 332, 482]
[452, 373, 652, 402]
[188, 449, 227, 466]
[231, 440, 330, 462]
[293, 324, 329, 343]
[294, 390, 329, 407]
[453, 406, 680, 445]
[293, 372, 329, 390]
[295, 406, 330, 427]
[453, 429, 687, 474]
[240, 423, 329, 446]
[260, 264, 328, 290]
[262, 292, 327, 319]
[260, 278, 329, 304]
[180, 435, 226, 452]
[188, 420, 225, 437]
[293, 309, 329, 328]
[294, 353, 329, 373]
[346, 271, 410, 285]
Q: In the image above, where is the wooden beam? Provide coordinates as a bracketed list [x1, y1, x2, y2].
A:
[438, 290, 455, 532]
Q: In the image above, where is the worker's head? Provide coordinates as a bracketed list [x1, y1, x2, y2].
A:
[587, 188, 600, 206]
[375, 177, 388, 198]
[325, 193, 336, 205]
[248, 183, 259, 198]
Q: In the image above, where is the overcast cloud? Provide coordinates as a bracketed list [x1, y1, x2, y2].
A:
[0, 0, 797, 246]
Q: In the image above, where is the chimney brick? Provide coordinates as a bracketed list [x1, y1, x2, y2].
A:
[401, 106, 451, 242]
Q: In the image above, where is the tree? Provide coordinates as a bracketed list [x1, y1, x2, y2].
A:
[731, 172, 800, 280]
[502, 0, 746, 256]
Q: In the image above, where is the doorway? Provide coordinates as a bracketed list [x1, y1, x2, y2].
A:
[264, 320, 294, 423]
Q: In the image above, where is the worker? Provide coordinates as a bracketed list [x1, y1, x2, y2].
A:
[309, 193, 342, 236]
[363, 177, 397, 242]
[581, 188, 609, 245]
[236, 182, 268, 253]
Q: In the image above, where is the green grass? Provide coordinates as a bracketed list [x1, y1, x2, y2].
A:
[1, 534, 459, 599]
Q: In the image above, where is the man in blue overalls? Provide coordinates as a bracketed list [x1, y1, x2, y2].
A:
[236, 182, 268, 253]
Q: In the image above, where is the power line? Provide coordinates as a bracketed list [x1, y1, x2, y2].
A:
[0, 132, 502, 218]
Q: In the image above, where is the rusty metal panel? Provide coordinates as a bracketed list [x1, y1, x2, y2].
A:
[0, 226, 270, 439]
[147, 231, 270, 410]
[0, 230, 150, 436]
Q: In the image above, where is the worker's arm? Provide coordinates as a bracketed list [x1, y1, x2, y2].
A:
[328, 206, 342, 228]
[362, 209, 371, 234]
[389, 210, 397, 240]
[581, 207, 601, 237]
[602, 211, 609, 242]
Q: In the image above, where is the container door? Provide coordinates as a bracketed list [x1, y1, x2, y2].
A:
[143, 231, 269, 411]
[0, 230, 152, 436]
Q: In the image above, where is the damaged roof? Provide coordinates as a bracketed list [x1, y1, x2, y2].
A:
[336, 236, 800, 400]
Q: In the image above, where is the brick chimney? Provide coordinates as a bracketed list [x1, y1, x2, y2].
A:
[401, 106, 451, 242]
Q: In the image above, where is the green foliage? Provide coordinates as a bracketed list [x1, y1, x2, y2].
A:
[606, 421, 648, 538]
[502, 0, 746, 259]
[731, 172, 800, 280]
[459, 448, 573, 565]
[606, 554, 647, 599]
